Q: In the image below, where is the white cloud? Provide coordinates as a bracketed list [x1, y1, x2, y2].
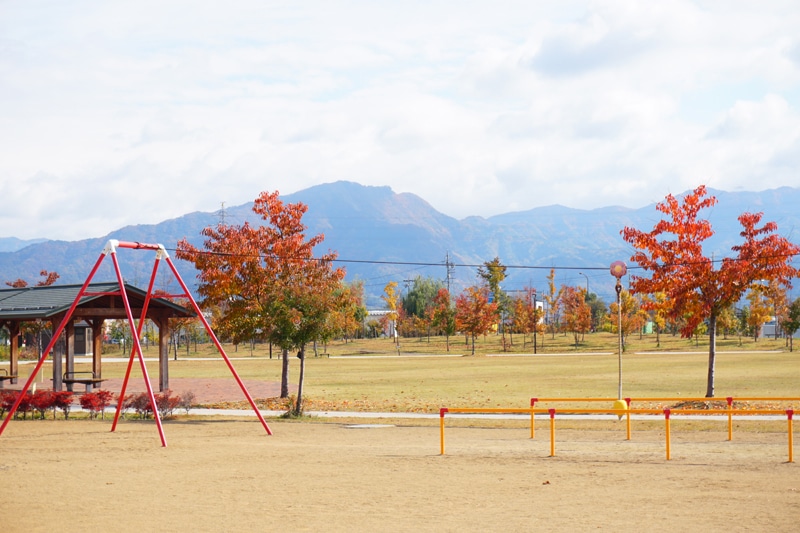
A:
[1, 1, 800, 240]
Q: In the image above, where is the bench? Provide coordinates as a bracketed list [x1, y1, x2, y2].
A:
[62, 371, 106, 393]
[0, 369, 17, 389]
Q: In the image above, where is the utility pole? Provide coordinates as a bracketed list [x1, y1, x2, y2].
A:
[445, 252, 454, 293]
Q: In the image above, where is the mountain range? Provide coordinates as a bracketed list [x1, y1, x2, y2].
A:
[2, 181, 800, 306]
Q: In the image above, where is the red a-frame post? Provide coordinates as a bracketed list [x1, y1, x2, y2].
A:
[0, 239, 272, 445]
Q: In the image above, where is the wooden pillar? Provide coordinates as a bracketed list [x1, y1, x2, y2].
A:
[64, 319, 75, 392]
[7, 321, 20, 384]
[157, 317, 170, 392]
[52, 319, 62, 391]
[91, 318, 105, 378]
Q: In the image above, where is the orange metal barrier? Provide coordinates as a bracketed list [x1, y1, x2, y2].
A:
[439, 399, 797, 463]
[530, 396, 799, 442]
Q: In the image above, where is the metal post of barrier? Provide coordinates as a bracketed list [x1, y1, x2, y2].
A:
[530, 398, 537, 439]
[549, 408, 556, 457]
[440, 408, 448, 455]
[625, 397, 632, 441]
[788, 410, 794, 463]
[727, 397, 734, 441]
[665, 409, 671, 461]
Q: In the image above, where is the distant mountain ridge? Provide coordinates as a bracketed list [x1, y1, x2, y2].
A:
[0, 237, 49, 253]
[1, 181, 799, 305]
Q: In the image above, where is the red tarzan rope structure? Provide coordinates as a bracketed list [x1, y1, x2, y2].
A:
[0, 240, 272, 446]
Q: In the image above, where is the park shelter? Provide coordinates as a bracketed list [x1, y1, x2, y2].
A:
[0, 282, 195, 391]
[0, 240, 271, 446]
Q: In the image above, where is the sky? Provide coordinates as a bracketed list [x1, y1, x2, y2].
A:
[2, 1, 800, 241]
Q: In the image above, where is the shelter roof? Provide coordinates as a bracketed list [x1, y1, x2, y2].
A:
[0, 282, 194, 321]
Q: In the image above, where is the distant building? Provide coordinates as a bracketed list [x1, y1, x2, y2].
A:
[366, 310, 394, 337]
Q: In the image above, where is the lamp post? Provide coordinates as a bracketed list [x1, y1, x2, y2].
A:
[610, 261, 627, 406]
[579, 272, 590, 332]
[578, 272, 589, 293]
[530, 288, 538, 355]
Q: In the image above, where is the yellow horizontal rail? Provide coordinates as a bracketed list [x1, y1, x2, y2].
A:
[528, 396, 799, 441]
[438, 401, 796, 463]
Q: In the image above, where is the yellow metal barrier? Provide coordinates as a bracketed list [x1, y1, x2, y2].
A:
[439, 400, 797, 463]
[529, 396, 799, 444]
[789, 410, 794, 463]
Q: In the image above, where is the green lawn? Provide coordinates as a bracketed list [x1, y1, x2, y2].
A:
[44, 331, 797, 414]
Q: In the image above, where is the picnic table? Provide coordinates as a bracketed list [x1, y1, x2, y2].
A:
[62, 371, 106, 393]
[0, 368, 17, 389]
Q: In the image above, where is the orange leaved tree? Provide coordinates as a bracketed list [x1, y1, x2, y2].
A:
[560, 285, 592, 346]
[621, 185, 799, 397]
[455, 285, 499, 355]
[177, 191, 344, 415]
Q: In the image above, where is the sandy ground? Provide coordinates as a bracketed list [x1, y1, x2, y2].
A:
[1, 417, 798, 532]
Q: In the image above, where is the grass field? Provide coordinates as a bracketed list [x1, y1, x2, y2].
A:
[13, 331, 795, 417]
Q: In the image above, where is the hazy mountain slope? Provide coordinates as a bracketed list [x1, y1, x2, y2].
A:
[1, 181, 799, 304]
[0, 237, 49, 253]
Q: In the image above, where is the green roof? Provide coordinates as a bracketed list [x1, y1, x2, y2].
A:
[0, 282, 195, 321]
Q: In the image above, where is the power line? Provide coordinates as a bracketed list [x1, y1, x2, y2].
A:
[166, 247, 800, 273]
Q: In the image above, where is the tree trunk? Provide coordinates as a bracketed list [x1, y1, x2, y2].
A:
[293, 346, 305, 416]
[280, 348, 289, 398]
[705, 313, 717, 398]
[471, 334, 475, 355]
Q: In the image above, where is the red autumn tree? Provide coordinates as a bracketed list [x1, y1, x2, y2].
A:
[177, 191, 345, 416]
[5, 270, 60, 356]
[455, 285, 499, 355]
[5, 269, 60, 288]
[622, 185, 799, 397]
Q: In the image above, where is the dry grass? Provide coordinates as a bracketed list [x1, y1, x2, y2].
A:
[33, 331, 797, 418]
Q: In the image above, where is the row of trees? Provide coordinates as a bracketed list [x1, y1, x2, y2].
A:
[173, 186, 799, 406]
[4, 185, 782, 410]
[382, 268, 798, 351]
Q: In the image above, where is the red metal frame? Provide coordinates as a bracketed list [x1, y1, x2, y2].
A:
[0, 240, 272, 445]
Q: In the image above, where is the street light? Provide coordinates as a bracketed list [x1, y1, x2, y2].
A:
[578, 272, 589, 293]
[530, 288, 538, 355]
[610, 261, 627, 414]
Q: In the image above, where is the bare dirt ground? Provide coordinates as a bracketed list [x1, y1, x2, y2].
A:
[1, 416, 798, 532]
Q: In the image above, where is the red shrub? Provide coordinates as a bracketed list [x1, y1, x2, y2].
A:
[16, 392, 33, 420]
[79, 393, 102, 419]
[95, 390, 114, 419]
[51, 391, 74, 419]
[124, 392, 154, 419]
[155, 390, 182, 418]
[0, 391, 17, 418]
[30, 390, 56, 420]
